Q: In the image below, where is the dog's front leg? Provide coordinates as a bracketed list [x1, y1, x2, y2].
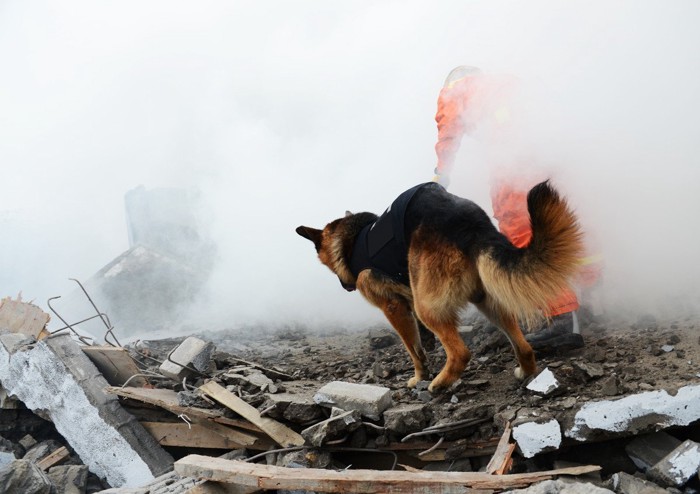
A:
[378, 298, 430, 388]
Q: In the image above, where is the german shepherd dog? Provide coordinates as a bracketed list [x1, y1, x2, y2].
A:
[296, 181, 582, 392]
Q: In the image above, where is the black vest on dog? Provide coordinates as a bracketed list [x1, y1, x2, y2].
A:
[342, 183, 433, 291]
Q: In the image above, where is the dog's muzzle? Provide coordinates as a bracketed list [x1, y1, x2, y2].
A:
[339, 278, 356, 292]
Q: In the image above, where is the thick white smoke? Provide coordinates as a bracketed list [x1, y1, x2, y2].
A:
[1, 1, 698, 336]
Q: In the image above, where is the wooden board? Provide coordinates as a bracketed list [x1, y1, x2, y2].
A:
[37, 446, 70, 471]
[107, 386, 221, 420]
[106, 386, 271, 450]
[82, 346, 147, 386]
[141, 422, 252, 450]
[175, 455, 601, 493]
[199, 381, 305, 448]
[0, 296, 49, 339]
[486, 423, 515, 475]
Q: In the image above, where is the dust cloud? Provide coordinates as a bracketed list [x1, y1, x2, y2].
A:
[1, 1, 698, 338]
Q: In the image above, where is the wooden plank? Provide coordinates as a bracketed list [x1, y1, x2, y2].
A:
[0, 296, 49, 339]
[107, 386, 221, 420]
[486, 422, 515, 475]
[37, 446, 70, 471]
[83, 346, 147, 386]
[175, 456, 601, 493]
[141, 422, 253, 449]
[107, 386, 272, 450]
[199, 381, 305, 448]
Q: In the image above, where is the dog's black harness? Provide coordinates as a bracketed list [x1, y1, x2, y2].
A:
[341, 183, 433, 291]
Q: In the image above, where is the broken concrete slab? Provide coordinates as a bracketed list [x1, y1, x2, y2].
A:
[526, 368, 560, 396]
[625, 431, 682, 472]
[314, 381, 392, 420]
[262, 391, 324, 424]
[565, 384, 700, 442]
[301, 408, 362, 447]
[610, 471, 667, 494]
[0, 459, 53, 494]
[0, 333, 173, 487]
[159, 336, 215, 381]
[647, 439, 700, 488]
[382, 403, 429, 435]
[47, 465, 88, 494]
[512, 418, 562, 458]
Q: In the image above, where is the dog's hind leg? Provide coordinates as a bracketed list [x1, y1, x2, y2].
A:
[475, 299, 537, 380]
[377, 298, 430, 388]
[414, 302, 470, 393]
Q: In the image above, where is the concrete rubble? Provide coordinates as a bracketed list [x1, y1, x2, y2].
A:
[1, 296, 700, 493]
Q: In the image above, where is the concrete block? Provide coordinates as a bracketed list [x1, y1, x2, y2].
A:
[159, 336, 215, 381]
[301, 408, 361, 447]
[0, 333, 173, 488]
[0, 459, 53, 494]
[647, 439, 700, 488]
[625, 431, 682, 472]
[263, 392, 324, 424]
[314, 381, 392, 420]
[566, 385, 700, 442]
[512, 418, 562, 458]
[610, 471, 667, 494]
[0, 451, 14, 468]
[47, 465, 88, 494]
[383, 403, 429, 435]
[526, 368, 560, 395]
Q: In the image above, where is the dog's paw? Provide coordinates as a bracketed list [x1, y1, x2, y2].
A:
[514, 366, 527, 380]
[407, 376, 421, 388]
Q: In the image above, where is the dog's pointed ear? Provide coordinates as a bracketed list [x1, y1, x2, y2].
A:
[345, 210, 353, 217]
[296, 226, 323, 251]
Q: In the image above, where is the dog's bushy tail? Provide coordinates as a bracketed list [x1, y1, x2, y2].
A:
[477, 181, 584, 327]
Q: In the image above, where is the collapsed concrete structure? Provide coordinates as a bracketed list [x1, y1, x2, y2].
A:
[0, 331, 173, 488]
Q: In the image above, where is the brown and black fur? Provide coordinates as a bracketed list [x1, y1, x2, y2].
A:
[297, 181, 583, 392]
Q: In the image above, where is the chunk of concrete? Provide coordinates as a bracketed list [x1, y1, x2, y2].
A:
[0, 333, 173, 488]
[512, 418, 562, 458]
[383, 403, 429, 435]
[301, 408, 361, 447]
[262, 392, 324, 424]
[647, 439, 700, 488]
[314, 381, 392, 420]
[0, 459, 52, 494]
[610, 471, 667, 494]
[625, 431, 682, 472]
[159, 336, 215, 381]
[47, 465, 88, 494]
[566, 385, 700, 442]
[526, 368, 560, 396]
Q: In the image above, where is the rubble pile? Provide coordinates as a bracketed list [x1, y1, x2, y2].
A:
[1, 295, 700, 493]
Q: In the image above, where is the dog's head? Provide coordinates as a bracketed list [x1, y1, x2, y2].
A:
[296, 211, 376, 290]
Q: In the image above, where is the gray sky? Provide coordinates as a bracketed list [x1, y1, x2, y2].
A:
[2, 1, 700, 333]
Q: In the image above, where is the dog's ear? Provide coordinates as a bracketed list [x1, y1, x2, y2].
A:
[296, 226, 323, 251]
[345, 210, 353, 217]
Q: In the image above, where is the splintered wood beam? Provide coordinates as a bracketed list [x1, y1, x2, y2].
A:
[37, 446, 70, 471]
[175, 455, 602, 493]
[106, 386, 272, 450]
[82, 346, 147, 386]
[199, 381, 305, 448]
[0, 296, 50, 340]
[141, 422, 254, 450]
[486, 422, 515, 475]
